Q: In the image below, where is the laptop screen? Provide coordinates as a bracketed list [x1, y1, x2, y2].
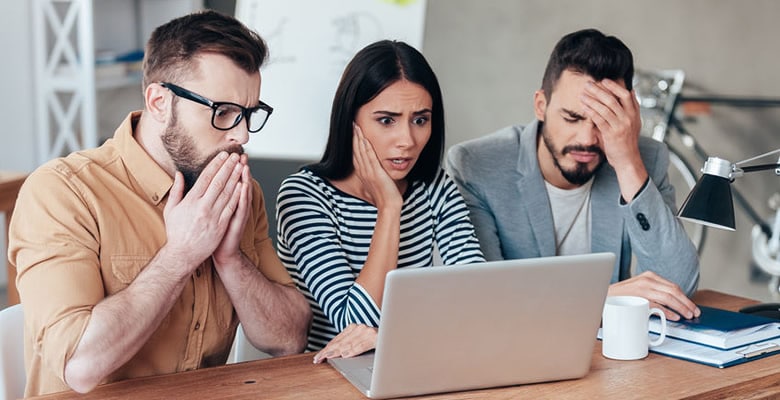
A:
[330, 252, 615, 399]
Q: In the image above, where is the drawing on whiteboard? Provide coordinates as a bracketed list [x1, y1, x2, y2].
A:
[329, 12, 383, 69]
[264, 17, 296, 66]
[234, 0, 427, 159]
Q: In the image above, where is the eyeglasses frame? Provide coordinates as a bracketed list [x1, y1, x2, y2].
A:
[159, 82, 273, 133]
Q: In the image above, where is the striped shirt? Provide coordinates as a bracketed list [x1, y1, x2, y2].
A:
[277, 168, 485, 350]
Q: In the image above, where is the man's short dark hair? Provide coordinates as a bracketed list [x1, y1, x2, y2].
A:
[540, 28, 634, 101]
[142, 10, 268, 89]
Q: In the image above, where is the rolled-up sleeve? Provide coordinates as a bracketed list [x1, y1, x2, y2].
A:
[9, 166, 104, 388]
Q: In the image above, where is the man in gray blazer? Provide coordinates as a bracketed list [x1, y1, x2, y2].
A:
[447, 29, 700, 321]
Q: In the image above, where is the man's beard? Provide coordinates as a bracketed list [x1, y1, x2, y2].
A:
[162, 109, 244, 193]
[541, 124, 605, 186]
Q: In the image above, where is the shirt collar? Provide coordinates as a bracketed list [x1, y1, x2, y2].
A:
[115, 111, 173, 205]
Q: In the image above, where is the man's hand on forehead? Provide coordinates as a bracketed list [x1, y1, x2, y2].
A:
[587, 79, 624, 105]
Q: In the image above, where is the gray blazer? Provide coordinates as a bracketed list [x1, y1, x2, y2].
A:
[447, 120, 699, 296]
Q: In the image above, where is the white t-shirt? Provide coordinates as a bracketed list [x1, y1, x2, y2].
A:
[544, 179, 593, 256]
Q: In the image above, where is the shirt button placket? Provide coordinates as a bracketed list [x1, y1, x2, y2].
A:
[185, 263, 209, 371]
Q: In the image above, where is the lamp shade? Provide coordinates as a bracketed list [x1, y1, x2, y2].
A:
[678, 173, 736, 231]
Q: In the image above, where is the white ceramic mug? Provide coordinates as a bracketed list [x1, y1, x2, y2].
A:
[602, 295, 667, 360]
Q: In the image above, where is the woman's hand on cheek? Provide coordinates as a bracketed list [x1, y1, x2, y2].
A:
[352, 124, 402, 209]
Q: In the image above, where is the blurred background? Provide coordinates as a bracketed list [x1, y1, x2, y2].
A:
[1, 0, 779, 306]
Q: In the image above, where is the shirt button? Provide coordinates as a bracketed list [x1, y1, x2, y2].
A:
[194, 322, 201, 330]
[152, 193, 159, 202]
[196, 269, 201, 278]
[636, 213, 651, 231]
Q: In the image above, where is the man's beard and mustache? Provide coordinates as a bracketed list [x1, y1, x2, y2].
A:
[541, 124, 605, 186]
[162, 110, 244, 193]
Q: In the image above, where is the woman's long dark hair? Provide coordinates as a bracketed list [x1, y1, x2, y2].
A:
[306, 40, 444, 184]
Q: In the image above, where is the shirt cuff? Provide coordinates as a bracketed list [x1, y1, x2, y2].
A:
[619, 176, 650, 205]
[346, 282, 382, 327]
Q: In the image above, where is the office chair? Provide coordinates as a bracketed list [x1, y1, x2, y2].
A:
[228, 323, 270, 364]
[0, 304, 26, 400]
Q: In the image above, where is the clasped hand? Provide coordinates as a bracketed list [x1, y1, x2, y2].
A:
[163, 151, 252, 271]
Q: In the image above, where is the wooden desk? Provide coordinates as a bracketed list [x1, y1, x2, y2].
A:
[0, 171, 26, 306]
[29, 290, 780, 400]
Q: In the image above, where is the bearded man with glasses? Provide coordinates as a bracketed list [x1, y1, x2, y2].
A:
[8, 10, 311, 397]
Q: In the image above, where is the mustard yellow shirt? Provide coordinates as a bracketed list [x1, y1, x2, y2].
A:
[8, 112, 294, 397]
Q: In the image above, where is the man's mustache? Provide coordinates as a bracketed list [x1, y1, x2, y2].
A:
[225, 145, 245, 156]
[562, 145, 603, 156]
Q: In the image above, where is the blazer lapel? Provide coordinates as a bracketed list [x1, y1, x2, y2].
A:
[591, 165, 623, 257]
[517, 121, 556, 257]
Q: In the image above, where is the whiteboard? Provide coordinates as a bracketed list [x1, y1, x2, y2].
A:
[236, 0, 427, 160]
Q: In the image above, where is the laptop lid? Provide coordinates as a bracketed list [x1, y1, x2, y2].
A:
[330, 252, 615, 399]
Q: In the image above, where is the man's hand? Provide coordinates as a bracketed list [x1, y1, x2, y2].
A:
[580, 79, 642, 167]
[581, 79, 648, 200]
[163, 151, 244, 271]
[313, 324, 378, 364]
[213, 153, 252, 266]
[63, 152, 246, 393]
[608, 271, 701, 321]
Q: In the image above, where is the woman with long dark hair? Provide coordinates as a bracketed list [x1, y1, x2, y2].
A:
[276, 40, 484, 361]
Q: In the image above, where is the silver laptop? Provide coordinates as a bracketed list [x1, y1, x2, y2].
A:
[328, 252, 616, 399]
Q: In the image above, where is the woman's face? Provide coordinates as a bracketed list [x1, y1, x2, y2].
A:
[354, 79, 433, 182]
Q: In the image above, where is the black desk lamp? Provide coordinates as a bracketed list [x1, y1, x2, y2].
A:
[677, 149, 780, 318]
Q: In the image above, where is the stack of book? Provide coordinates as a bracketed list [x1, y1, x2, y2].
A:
[647, 306, 780, 368]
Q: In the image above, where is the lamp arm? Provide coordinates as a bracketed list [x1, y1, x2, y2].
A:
[734, 148, 780, 166]
[678, 149, 780, 238]
[730, 157, 780, 237]
[738, 163, 780, 174]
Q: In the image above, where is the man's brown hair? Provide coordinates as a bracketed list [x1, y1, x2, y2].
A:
[142, 10, 268, 89]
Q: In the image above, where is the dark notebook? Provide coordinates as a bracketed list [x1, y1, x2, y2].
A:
[650, 305, 780, 350]
[687, 306, 777, 329]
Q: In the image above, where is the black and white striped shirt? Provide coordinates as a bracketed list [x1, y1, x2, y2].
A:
[277, 168, 485, 351]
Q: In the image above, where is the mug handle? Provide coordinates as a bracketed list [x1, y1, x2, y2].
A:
[648, 307, 667, 346]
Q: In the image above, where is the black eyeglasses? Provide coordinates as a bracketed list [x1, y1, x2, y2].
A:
[160, 82, 273, 133]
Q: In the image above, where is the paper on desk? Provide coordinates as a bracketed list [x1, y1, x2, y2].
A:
[597, 329, 780, 368]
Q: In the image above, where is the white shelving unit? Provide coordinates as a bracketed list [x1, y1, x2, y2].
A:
[32, 0, 202, 164]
